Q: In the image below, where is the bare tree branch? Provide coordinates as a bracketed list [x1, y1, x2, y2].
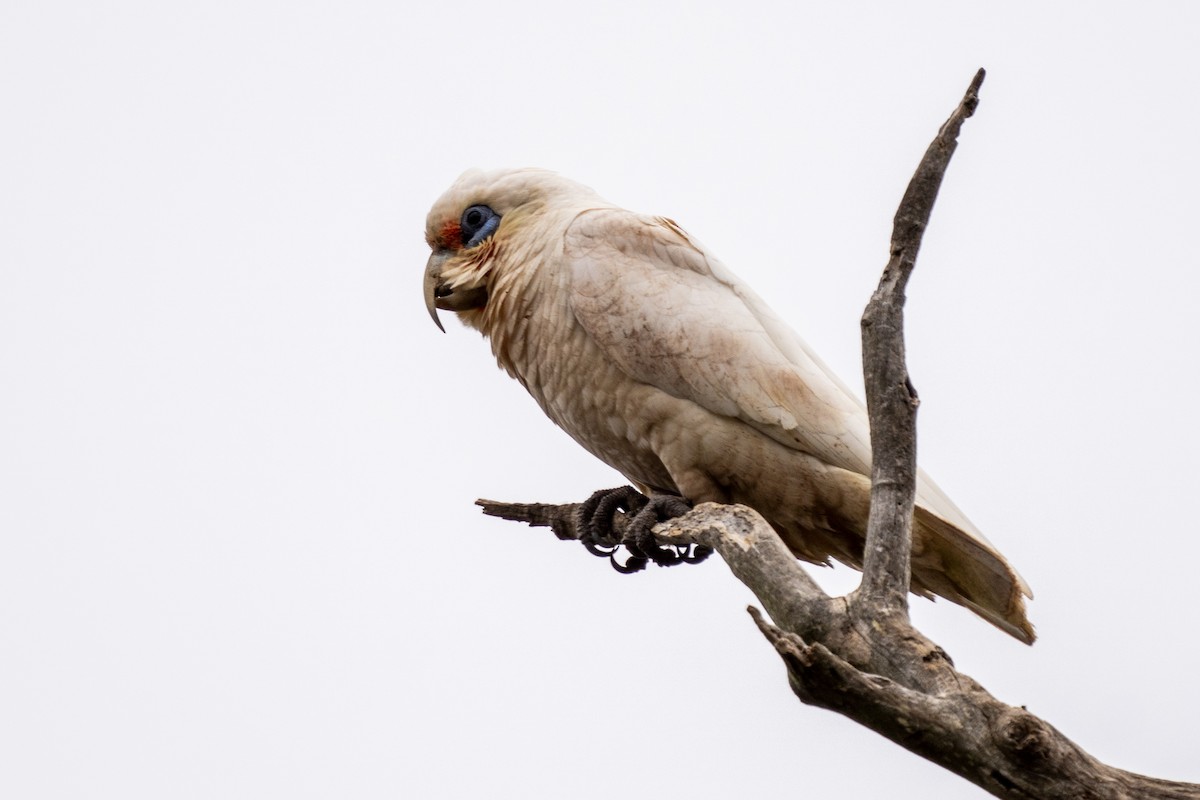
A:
[856, 68, 985, 615]
[656, 505, 1200, 799]
[474, 70, 1200, 798]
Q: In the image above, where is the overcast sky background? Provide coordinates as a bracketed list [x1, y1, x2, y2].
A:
[3, 2, 1199, 798]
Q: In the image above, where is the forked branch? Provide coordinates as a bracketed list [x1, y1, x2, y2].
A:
[476, 70, 1199, 798]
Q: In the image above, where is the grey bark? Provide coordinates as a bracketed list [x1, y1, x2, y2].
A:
[477, 70, 1200, 799]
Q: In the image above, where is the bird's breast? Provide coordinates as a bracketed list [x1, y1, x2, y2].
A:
[488, 294, 681, 495]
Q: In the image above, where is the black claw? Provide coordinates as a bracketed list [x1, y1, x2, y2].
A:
[581, 539, 618, 558]
[631, 508, 675, 565]
[576, 488, 611, 542]
[630, 496, 693, 566]
[611, 554, 649, 574]
[577, 486, 645, 545]
[594, 487, 647, 539]
[573, 486, 703, 573]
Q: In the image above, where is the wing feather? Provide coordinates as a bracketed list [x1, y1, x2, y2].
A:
[566, 208, 872, 474]
[564, 208, 1031, 598]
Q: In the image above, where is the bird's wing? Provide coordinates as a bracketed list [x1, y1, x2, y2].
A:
[565, 207, 873, 475]
[564, 208, 1031, 597]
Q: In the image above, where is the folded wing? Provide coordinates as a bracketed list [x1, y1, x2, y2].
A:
[564, 208, 1033, 639]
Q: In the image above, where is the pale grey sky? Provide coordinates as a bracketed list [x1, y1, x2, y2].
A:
[2, 2, 1198, 798]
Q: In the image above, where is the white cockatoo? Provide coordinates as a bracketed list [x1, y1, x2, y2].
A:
[423, 168, 1034, 643]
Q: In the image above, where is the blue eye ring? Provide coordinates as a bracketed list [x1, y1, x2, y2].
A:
[461, 204, 500, 248]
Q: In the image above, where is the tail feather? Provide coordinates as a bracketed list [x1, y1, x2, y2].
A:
[911, 506, 1035, 644]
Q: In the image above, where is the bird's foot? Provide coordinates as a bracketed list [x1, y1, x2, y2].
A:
[576, 487, 712, 573]
[577, 486, 649, 572]
[628, 495, 697, 567]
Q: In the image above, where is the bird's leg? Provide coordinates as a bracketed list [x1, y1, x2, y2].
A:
[628, 495, 713, 567]
[576, 486, 650, 572]
[576, 487, 712, 572]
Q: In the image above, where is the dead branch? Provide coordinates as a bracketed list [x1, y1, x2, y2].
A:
[475, 70, 1200, 798]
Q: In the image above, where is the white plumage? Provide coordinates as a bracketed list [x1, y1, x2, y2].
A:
[424, 168, 1034, 643]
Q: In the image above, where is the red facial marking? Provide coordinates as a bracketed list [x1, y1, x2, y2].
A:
[438, 220, 462, 250]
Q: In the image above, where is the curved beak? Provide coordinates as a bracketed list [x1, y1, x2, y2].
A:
[424, 251, 449, 332]
[423, 250, 490, 333]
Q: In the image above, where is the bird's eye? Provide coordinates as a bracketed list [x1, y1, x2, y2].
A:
[460, 204, 500, 248]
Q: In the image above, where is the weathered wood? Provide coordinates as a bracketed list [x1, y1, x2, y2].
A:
[857, 68, 984, 617]
[475, 71, 1200, 798]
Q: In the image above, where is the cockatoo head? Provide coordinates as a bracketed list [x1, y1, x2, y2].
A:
[423, 168, 602, 331]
